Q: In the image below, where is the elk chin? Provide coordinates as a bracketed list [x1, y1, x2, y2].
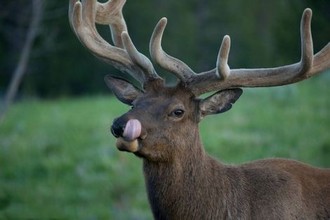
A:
[116, 137, 140, 152]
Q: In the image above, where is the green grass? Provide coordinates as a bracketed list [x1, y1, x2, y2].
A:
[0, 76, 329, 219]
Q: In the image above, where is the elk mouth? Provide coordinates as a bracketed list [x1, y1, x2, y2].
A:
[116, 137, 140, 152]
[115, 119, 144, 152]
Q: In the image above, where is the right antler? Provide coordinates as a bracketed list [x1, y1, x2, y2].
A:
[150, 8, 330, 96]
[69, 0, 161, 85]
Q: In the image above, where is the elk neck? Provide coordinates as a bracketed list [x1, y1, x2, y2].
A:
[142, 125, 231, 218]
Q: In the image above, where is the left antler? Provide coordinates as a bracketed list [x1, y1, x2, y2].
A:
[150, 8, 330, 96]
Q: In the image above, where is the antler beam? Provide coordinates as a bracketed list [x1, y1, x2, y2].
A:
[190, 9, 329, 95]
[149, 8, 329, 96]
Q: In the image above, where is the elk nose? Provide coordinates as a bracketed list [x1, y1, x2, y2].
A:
[111, 121, 124, 138]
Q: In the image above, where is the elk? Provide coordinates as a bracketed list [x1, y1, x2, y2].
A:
[69, 0, 330, 219]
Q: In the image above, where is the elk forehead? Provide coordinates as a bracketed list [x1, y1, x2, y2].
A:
[133, 83, 198, 117]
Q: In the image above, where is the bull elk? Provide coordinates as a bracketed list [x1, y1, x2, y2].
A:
[69, 0, 330, 219]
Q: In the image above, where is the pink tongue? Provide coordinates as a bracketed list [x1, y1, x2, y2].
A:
[123, 119, 142, 141]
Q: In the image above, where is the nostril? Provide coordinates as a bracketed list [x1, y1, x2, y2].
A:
[111, 123, 124, 138]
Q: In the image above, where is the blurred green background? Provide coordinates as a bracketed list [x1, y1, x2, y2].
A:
[0, 0, 329, 219]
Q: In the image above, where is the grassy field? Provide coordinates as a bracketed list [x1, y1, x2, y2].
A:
[0, 76, 329, 219]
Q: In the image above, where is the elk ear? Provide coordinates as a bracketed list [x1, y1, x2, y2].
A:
[199, 89, 243, 118]
[104, 75, 142, 105]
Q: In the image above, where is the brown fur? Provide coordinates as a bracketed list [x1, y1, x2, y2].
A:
[110, 81, 330, 220]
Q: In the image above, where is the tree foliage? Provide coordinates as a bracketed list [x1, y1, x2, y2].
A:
[0, 0, 329, 98]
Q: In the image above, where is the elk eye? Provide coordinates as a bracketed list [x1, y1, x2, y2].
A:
[170, 109, 185, 118]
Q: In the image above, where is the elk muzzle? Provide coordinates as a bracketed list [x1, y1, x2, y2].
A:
[111, 119, 143, 152]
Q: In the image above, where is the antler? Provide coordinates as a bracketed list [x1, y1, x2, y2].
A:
[150, 8, 330, 96]
[150, 18, 196, 82]
[69, 0, 160, 85]
[70, 1, 329, 96]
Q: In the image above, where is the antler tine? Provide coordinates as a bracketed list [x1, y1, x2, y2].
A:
[150, 18, 195, 82]
[216, 35, 231, 80]
[188, 8, 330, 96]
[121, 31, 158, 79]
[69, 0, 160, 85]
[95, 0, 127, 48]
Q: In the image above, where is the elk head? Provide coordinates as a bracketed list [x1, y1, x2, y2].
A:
[106, 75, 242, 161]
[69, 0, 330, 162]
